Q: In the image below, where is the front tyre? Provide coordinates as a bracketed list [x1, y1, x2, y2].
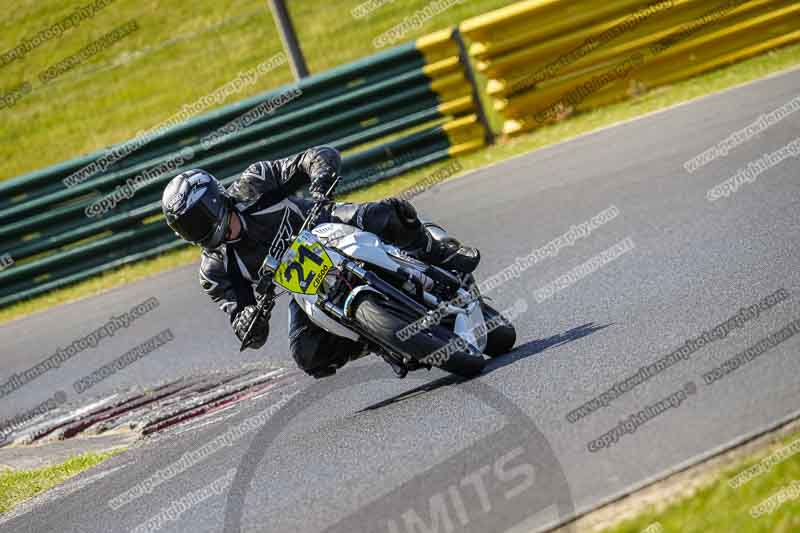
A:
[353, 295, 486, 378]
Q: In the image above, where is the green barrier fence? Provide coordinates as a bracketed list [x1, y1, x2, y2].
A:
[0, 30, 489, 309]
[3, 0, 796, 310]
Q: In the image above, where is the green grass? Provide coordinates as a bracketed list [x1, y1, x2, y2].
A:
[1, 41, 799, 325]
[604, 429, 800, 533]
[287, 0, 516, 73]
[0, 450, 122, 514]
[0, 0, 517, 180]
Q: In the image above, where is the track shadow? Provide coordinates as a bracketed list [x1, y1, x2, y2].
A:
[483, 321, 612, 373]
[356, 322, 611, 413]
[355, 374, 465, 413]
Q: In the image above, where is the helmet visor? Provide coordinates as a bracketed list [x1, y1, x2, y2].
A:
[175, 196, 230, 248]
[175, 200, 216, 243]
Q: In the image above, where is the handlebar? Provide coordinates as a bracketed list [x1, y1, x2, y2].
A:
[299, 174, 341, 235]
[238, 174, 341, 352]
[238, 282, 276, 352]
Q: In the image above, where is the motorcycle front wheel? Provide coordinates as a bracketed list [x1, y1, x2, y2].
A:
[353, 294, 486, 379]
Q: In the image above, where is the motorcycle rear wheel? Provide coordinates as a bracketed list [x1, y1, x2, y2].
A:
[481, 302, 517, 357]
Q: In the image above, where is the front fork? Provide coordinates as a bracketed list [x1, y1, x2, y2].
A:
[319, 260, 486, 377]
[317, 260, 434, 377]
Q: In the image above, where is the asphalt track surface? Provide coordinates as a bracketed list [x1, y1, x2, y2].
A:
[1, 67, 799, 533]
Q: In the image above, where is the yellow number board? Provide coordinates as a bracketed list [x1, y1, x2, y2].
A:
[273, 231, 334, 295]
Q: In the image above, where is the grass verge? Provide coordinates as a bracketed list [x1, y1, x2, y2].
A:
[0, 449, 122, 514]
[1, 43, 799, 325]
[603, 428, 800, 533]
[0, 0, 516, 180]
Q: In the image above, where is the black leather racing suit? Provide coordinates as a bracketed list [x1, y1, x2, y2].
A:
[199, 146, 436, 377]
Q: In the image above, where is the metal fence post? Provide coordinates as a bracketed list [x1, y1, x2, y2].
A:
[452, 27, 494, 145]
[268, 0, 309, 80]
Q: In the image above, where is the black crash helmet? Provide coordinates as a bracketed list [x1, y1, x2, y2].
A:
[161, 169, 232, 249]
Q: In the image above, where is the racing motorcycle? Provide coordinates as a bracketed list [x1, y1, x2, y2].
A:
[240, 177, 516, 378]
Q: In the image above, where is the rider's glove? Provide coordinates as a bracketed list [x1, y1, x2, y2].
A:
[310, 190, 329, 203]
[255, 274, 275, 298]
[309, 171, 336, 202]
[233, 304, 271, 350]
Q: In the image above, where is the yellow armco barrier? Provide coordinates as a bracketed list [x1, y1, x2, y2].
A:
[460, 0, 800, 136]
[416, 28, 490, 150]
[443, 115, 487, 148]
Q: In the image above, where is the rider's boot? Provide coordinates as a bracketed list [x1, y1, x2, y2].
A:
[408, 222, 480, 274]
[337, 198, 482, 275]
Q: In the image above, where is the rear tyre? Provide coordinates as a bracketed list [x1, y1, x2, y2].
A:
[353, 294, 486, 378]
[481, 303, 517, 357]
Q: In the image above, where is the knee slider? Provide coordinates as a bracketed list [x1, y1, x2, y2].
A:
[289, 333, 319, 372]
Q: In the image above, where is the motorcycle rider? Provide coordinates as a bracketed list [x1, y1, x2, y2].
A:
[161, 146, 480, 378]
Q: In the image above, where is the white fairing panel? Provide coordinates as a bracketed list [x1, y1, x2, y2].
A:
[289, 223, 399, 340]
[293, 292, 361, 340]
[301, 223, 488, 352]
[294, 223, 404, 339]
[454, 299, 488, 352]
[314, 223, 404, 273]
